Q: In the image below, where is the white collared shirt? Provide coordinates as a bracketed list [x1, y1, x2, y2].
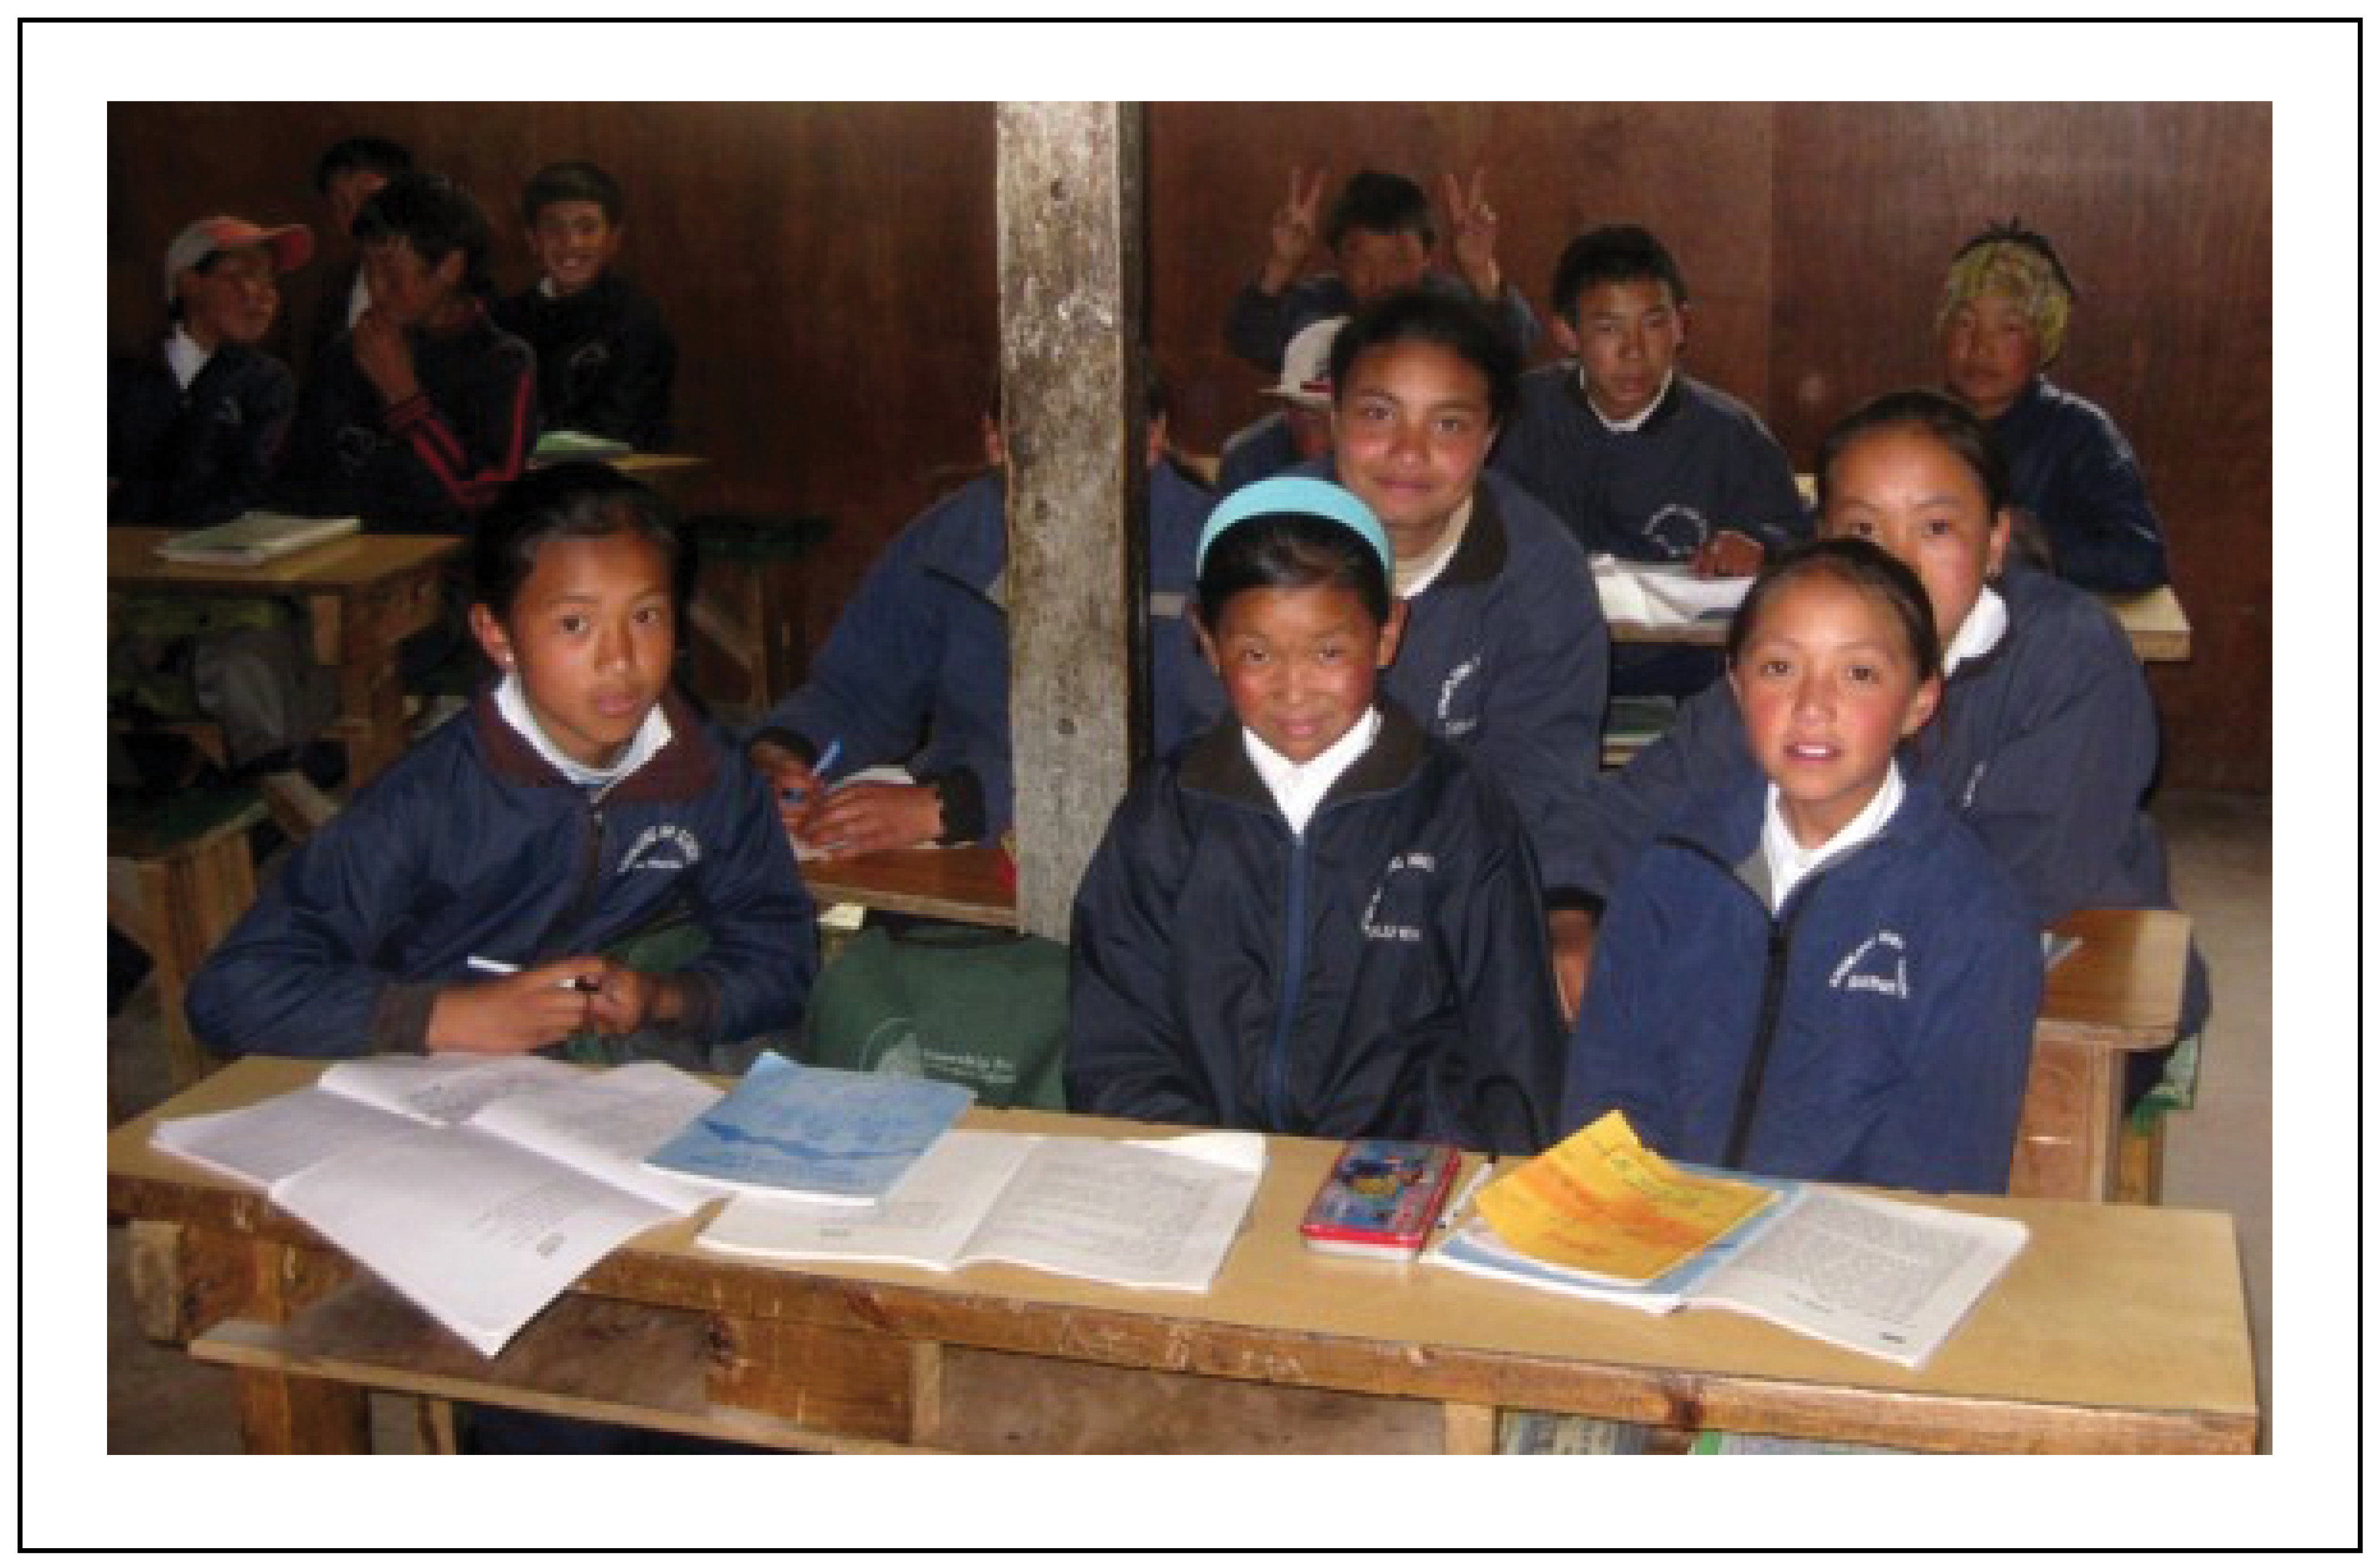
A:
[1581, 367, 1675, 434]
[346, 269, 372, 328]
[1759, 761, 1906, 911]
[1244, 707, 1381, 838]
[163, 325, 212, 391]
[1942, 585, 2010, 676]
[495, 672, 672, 794]
[1396, 496, 1471, 599]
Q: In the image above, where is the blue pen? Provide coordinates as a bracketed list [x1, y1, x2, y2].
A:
[782, 738, 843, 806]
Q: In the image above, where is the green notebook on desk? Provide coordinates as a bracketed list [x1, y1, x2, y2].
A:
[154, 510, 360, 566]
[534, 429, 634, 462]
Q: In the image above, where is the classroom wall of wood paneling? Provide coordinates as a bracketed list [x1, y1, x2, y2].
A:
[106, 101, 2271, 790]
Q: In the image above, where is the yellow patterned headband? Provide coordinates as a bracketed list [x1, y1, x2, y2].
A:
[1937, 225, 2074, 363]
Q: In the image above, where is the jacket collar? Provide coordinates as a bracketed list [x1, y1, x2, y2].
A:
[1176, 697, 1432, 817]
[473, 682, 719, 804]
[1562, 364, 1688, 435]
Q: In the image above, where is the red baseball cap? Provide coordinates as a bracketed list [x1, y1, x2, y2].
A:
[163, 216, 314, 302]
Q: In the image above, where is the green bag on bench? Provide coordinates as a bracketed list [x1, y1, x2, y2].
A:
[799, 922, 1070, 1110]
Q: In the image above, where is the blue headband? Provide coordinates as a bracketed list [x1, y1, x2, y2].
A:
[1195, 476, 1393, 578]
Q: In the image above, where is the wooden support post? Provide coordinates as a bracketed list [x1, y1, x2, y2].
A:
[995, 102, 1147, 939]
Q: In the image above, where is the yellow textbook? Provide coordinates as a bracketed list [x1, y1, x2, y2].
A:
[1473, 1111, 1777, 1284]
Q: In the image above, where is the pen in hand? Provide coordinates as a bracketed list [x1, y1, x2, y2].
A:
[467, 955, 600, 993]
[781, 737, 844, 807]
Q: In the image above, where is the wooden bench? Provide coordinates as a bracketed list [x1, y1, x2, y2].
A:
[106, 787, 267, 1090]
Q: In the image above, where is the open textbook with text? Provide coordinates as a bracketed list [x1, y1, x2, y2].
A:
[149, 1055, 726, 1357]
[698, 1126, 1268, 1293]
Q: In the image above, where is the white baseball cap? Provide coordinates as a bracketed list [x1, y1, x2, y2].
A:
[164, 216, 314, 302]
[1263, 315, 1347, 409]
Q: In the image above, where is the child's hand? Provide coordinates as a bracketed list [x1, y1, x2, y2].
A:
[1691, 530, 1767, 579]
[756, 747, 823, 840]
[1547, 908, 1598, 1027]
[1441, 167, 1503, 298]
[582, 962, 681, 1037]
[1260, 165, 1328, 292]
[349, 307, 422, 406]
[427, 960, 605, 1053]
[797, 780, 944, 860]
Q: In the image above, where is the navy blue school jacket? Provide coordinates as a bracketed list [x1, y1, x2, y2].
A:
[493, 273, 677, 451]
[108, 340, 297, 524]
[749, 462, 1213, 842]
[1068, 703, 1565, 1156]
[186, 686, 816, 1058]
[1563, 771, 2042, 1194]
[1573, 562, 2207, 1035]
[1989, 375, 2170, 595]
[1224, 269, 1542, 372]
[1175, 463, 1610, 901]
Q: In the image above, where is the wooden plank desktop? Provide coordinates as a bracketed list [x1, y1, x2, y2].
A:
[110, 1056, 2258, 1454]
[2012, 908, 2194, 1204]
[109, 527, 462, 790]
[800, 841, 1018, 928]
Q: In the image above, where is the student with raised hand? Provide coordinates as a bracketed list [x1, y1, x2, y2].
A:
[1573, 389, 2207, 1077]
[1180, 289, 1610, 1015]
[1223, 166, 1541, 373]
[187, 462, 817, 1071]
[747, 367, 1213, 860]
[1937, 219, 2170, 594]
[278, 172, 537, 533]
[494, 159, 677, 450]
[1069, 477, 1564, 1154]
[1563, 539, 2040, 1193]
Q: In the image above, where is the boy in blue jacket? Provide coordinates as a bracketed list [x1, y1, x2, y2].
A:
[188, 462, 816, 1071]
[1565, 539, 2041, 1193]
[748, 370, 1212, 858]
[1937, 221, 2170, 594]
[1070, 477, 1565, 1154]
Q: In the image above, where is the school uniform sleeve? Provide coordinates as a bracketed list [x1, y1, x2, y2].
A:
[578, 284, 678, 450]
[2024, 403, 2169, 594]
[378, 325, 538, 519]
[1854, 880, 2042, 1194]
[1571, 677, 1753, 902]
[1222, 277, 1334, 371]
[1437, 788, 1567, 1154]
[1716, 412, 1812, 554]
[1558, 847, 1688, 1151]
[1064, 779, 1218, 1126]
[1468, 483, 1612, 900]
[185, 780, 447, 1058]
[1950, 581, 2164, 926]
[748, 513, 958, 779]
[674, 758, 819, 1041]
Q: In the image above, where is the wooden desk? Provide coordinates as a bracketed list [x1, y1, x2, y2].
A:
[1606, 583, 2192, 663]
[110, 1056, 2257, 1455]
[2011, 908, 2193, 1203]
[109, 528, 461, 791]
[801, 841, 1017, 929]
[2101, 584, 2192, 662]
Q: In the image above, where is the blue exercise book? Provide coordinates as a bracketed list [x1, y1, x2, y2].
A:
[641, 1052, 974, 1204]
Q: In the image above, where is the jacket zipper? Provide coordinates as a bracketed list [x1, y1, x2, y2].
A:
[1666, 835, 1826, 1171]
[544, 788, 613, 953]
[1262, 828, 1311, 1132]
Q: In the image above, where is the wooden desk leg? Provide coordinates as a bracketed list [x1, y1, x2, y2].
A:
[1442, 1401, 1497, 1455]
[232, 1365, 372, 1453]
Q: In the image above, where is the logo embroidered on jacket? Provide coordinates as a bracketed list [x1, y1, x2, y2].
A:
[1643, 503, 1711, 557]
[1360, 851, 1435, 942]
[1829, 929, 1910, 997]
[1437, 658, 1481, 738]
[618, 824, 701, 873]
[212, 402, 245, 428]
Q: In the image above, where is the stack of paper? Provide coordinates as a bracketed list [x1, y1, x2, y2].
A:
[154, 510, 361, 566]
[1591, 555, 1752, 628]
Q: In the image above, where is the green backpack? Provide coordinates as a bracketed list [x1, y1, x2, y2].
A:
[800, 923, 1070, 1110]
